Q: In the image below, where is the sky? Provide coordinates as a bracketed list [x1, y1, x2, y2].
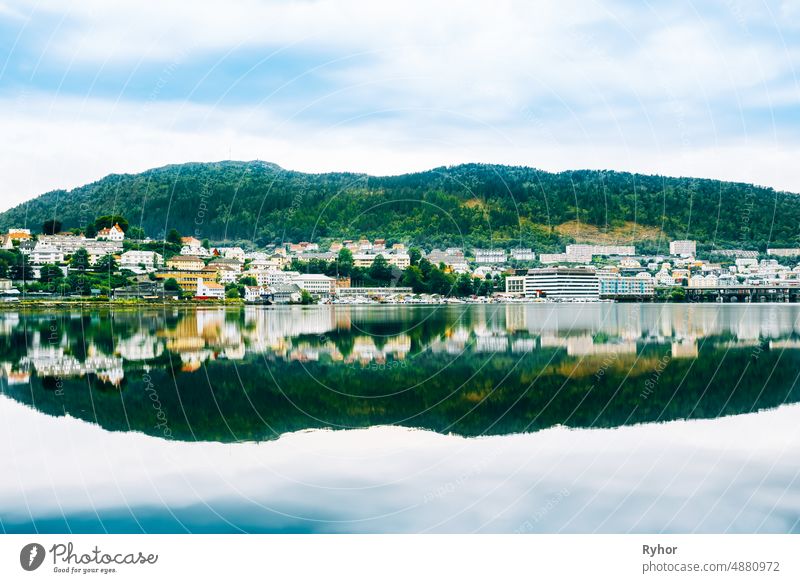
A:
[0, 0, 799, 211]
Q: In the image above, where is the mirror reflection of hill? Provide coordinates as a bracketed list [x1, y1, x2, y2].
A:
[1, 304, 799, 442]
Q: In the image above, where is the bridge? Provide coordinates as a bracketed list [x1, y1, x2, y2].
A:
[684, 285, 800, 303]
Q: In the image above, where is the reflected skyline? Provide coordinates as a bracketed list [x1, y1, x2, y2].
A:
[2, 304, 800, 534]
[1, 304, 800, 443]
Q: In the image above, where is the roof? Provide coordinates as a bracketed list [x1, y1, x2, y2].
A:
[209, 257, 242, 264]
[293, 274, 334, 281]
[200, 281, 224, 289]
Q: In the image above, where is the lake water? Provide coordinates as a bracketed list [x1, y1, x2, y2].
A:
[1, 303, 799, 533]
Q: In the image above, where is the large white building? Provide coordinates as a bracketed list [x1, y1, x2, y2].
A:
[246, 269, 299, 287]
[510, 248, 536, 261]
[120, 250, 163, 273]
[767, 248, 800, 257]
[669, 240, 697, 257]
[352, 252, 410, 269]
[474, 249, 507, 264]
[565, 244, 636, 263]
[538, 253, 568, 264]
[29, 242, 65, 265]
[506, 268, 599, 299]
[291, 274, 335, 297]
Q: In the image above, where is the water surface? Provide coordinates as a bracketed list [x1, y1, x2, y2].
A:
[1, 304, 799, 532]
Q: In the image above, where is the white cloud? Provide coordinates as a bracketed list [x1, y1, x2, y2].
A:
[1, 92, 799, 213]
[0, 0, 799, 210]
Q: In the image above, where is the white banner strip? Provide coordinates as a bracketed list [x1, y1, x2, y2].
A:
[0, 535, 797, 582]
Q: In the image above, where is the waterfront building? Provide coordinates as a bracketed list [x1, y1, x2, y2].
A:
[243, 285, 271, 302]
[336, 286, 413, 297]
[155, 270, 216, 291]
[598, 274, 655, 299]
[291, 274, 336, 297]
[272, 283, 302, 304]
[195, 278, 225, 299]
[669, 240, 697, 257]
[505, 267, 599, 299]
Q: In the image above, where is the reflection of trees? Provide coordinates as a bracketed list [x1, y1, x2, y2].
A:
[6, 345, 799, 443]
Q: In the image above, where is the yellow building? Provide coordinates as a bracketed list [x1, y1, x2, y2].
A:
[166, 255, 205, 271]
[155, 270, 216, 291]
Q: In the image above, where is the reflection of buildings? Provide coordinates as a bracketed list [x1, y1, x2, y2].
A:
[18, 337, 124, 386]
[5, 305, 800, 383]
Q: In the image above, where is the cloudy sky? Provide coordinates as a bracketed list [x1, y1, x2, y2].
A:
[0, 0, 798, 210]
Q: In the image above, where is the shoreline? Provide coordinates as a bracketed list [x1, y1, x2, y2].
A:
[0, 298, 793, 311]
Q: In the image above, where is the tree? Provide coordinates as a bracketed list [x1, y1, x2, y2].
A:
[166, 229, 182, 245]
[94, 254, 118, 273]
[401, 265, 426, 293]
[226, 287, 240, 299]
[163, 278, 180, 291]
[39, 264, 64, 284]
[84, 223, 97, 238]
[240, 276, 257, 286]
[42, 219, 62, 235]
[202, 239, 210, 249]
[9, 252, 34, 280]
[408, 248, 422, 266]
[127, 226, 146, 240]
[368, 254, 392, 283]
[299, 289, 315, 305]
[94, 215, 129, 232]
[70, 248, 90, 272]
[456, 273, 474, 296]
[336, 248, 354, 276]
[669, 287, 686, 302]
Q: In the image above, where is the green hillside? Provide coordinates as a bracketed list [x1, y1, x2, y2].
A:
[1, 160, 797, 251]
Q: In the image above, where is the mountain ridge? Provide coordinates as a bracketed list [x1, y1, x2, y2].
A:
[1, 160, 797, 251]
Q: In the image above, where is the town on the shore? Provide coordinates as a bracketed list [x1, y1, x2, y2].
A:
[3, 218, 800, 304]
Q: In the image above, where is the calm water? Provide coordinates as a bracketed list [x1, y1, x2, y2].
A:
[1, 303, 799, 533]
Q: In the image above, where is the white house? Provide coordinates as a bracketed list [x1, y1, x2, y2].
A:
[216, 266, 239, 284]
[195, 278, 224, 299]
[96, 223, 125, 242]
[244, 285, 271, 302]
[219, 247, 246, 261]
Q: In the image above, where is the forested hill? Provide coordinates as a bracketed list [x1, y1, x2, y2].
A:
[1, 160, 798, 251]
